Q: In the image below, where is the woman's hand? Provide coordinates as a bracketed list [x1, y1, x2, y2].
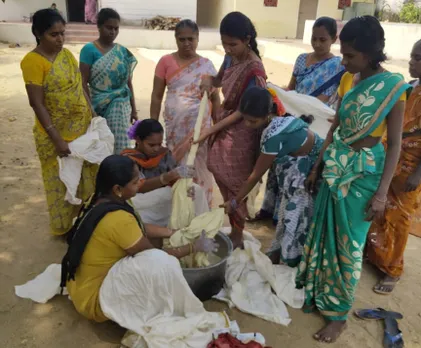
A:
[193, 230, 219, 253]
[130, 111, 138, 124]
[365, 193, 387, 222]
[54, 138, 71, 157]
[305, 164, 321, 193]
[200, 76, 213, 96]
[405, 172, 421, 192]
[220, 199, 237, 215]
[194, 128, 213, 145]
[163, 165, 195, 184]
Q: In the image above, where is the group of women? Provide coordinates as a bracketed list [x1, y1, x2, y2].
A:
[20, 6, 421, 345]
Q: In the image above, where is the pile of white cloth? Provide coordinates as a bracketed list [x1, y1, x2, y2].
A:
[15, 250, 230, 348]
[214, 228, 305, 326]
[58, 116, 114, 205]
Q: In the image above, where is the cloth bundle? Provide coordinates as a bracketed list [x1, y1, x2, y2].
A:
[58, 116, 114, 205]
[214, 228, 304, 326]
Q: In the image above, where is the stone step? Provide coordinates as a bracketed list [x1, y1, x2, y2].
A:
[66, 35, 97, 43]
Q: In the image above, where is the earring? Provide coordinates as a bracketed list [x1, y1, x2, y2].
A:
[117, 192, 122, 198]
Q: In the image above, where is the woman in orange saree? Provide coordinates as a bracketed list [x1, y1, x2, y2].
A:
[367, 40, 421, 294]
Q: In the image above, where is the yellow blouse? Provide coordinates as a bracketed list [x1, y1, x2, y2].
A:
[66, 210, 143, 322]
[338, 72, 407, 137]
[20, 51, 54, 86]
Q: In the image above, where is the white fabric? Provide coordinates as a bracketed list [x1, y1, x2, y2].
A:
[58, 117, 114, 205]
[132, 184, 209, 227]
[99, 249, 228, 348]
[214, 228, 304, 326]
[15, 264, 67, 303]
[268, 82, 335, 121]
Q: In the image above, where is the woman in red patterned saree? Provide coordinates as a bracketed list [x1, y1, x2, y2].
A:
[198, 12, 267, 248]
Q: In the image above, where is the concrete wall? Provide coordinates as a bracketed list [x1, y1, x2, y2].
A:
[100, 0, 197, 24]
[196, 0, 235, 28]
[317, 0, 344, 19]
[0, 22, 221, 48]
[235, 0, 300, 38]
[303, 20, 421, 60]
[0, 0, 67, 21]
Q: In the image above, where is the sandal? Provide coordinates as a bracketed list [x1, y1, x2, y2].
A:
[354, 308, 403, 321]
[373, 277, 400, 295]
[383, 317, 404, 348]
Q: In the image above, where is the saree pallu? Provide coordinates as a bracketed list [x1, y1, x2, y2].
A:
[296, 72, 410, 320]
[267, 135, 324, 267]
[207, 60, 266, 229]
[34, 49, 97, 235]
[90, 44, 137, 154]
[367, 85, 421, 276]
[164, 57, 216, 206]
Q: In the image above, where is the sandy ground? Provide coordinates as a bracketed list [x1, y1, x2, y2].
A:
[1, 43, 421, 348]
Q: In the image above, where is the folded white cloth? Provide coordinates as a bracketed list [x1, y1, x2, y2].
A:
[58, 117, 114, 205]
[214, 228, 304, 326]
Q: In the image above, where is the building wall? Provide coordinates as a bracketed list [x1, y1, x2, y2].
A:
[100, 0, 197, 24]
[316, 0, 344, 19]
[196, 0, 235, 28]
[0, 0, 67, 21]
[235, 0, 300, 38]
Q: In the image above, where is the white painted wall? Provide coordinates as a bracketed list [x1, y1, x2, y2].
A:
[100, 0, 197, 23]
[0, 22, 221, 48]
[0, 0, 67, 21]
[303, 20, 421, 60]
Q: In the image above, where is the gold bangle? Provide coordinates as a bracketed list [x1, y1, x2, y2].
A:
[374, 195, 387, 203]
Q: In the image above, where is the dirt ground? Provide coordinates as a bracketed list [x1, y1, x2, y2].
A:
[1, 43, 421, 348]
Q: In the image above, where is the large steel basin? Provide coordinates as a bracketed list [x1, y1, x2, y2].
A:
[182, 232, 233, 301]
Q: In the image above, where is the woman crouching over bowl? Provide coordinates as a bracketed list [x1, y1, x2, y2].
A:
[222, 86, 324, 265]
[63, 154, 218, 324]
[121, 119, 209, 226]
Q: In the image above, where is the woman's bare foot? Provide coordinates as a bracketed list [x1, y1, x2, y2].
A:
[373, 275, 400, 295]
[314, 320, 347, 343]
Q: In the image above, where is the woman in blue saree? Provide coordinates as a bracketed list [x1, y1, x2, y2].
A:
[296, 16, 411, 343]
[80, 8, 137, 155]
[254, 17, 345, 225]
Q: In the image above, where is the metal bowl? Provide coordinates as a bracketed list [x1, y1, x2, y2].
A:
[182, 232, 233, 301]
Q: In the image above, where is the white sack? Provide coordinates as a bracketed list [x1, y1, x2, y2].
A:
[214, 228, 304, 326]
[58, 117, 114, 205]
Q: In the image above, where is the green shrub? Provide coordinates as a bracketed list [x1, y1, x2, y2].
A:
[399, 0, 421, 23]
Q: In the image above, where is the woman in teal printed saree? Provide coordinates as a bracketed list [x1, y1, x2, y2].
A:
[80, 9, 138, 154]
[296, 16, 411, 343]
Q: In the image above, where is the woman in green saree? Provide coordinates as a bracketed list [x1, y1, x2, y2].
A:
[296, 16, 411, 343]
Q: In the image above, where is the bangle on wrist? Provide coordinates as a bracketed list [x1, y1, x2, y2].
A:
[230, 198, 238, 210]
[45, 124, 55, 131]
[374, 195, 387, 203]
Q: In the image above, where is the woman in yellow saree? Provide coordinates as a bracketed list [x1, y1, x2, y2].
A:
[21, 9, 97, 236]
[296, 16, 411, 343]
[367, 40, 421, 294]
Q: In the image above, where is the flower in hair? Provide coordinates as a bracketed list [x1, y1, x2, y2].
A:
[267, 87, 286, 116]
[127, 120, 142, 140]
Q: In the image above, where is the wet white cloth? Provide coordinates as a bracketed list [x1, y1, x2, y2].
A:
[99, 249, 228, 348]
[58, 117, 114, 205]
[131, 183, 209, 227]
[268, 82, 335, 121]
[15, 264, 67, 303]
[214, 228, 304, 326]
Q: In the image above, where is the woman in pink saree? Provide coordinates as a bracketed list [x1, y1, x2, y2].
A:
[198, 12, 267, 248]
[150, 20, 220, 207]
[85, 0, 97, 24]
